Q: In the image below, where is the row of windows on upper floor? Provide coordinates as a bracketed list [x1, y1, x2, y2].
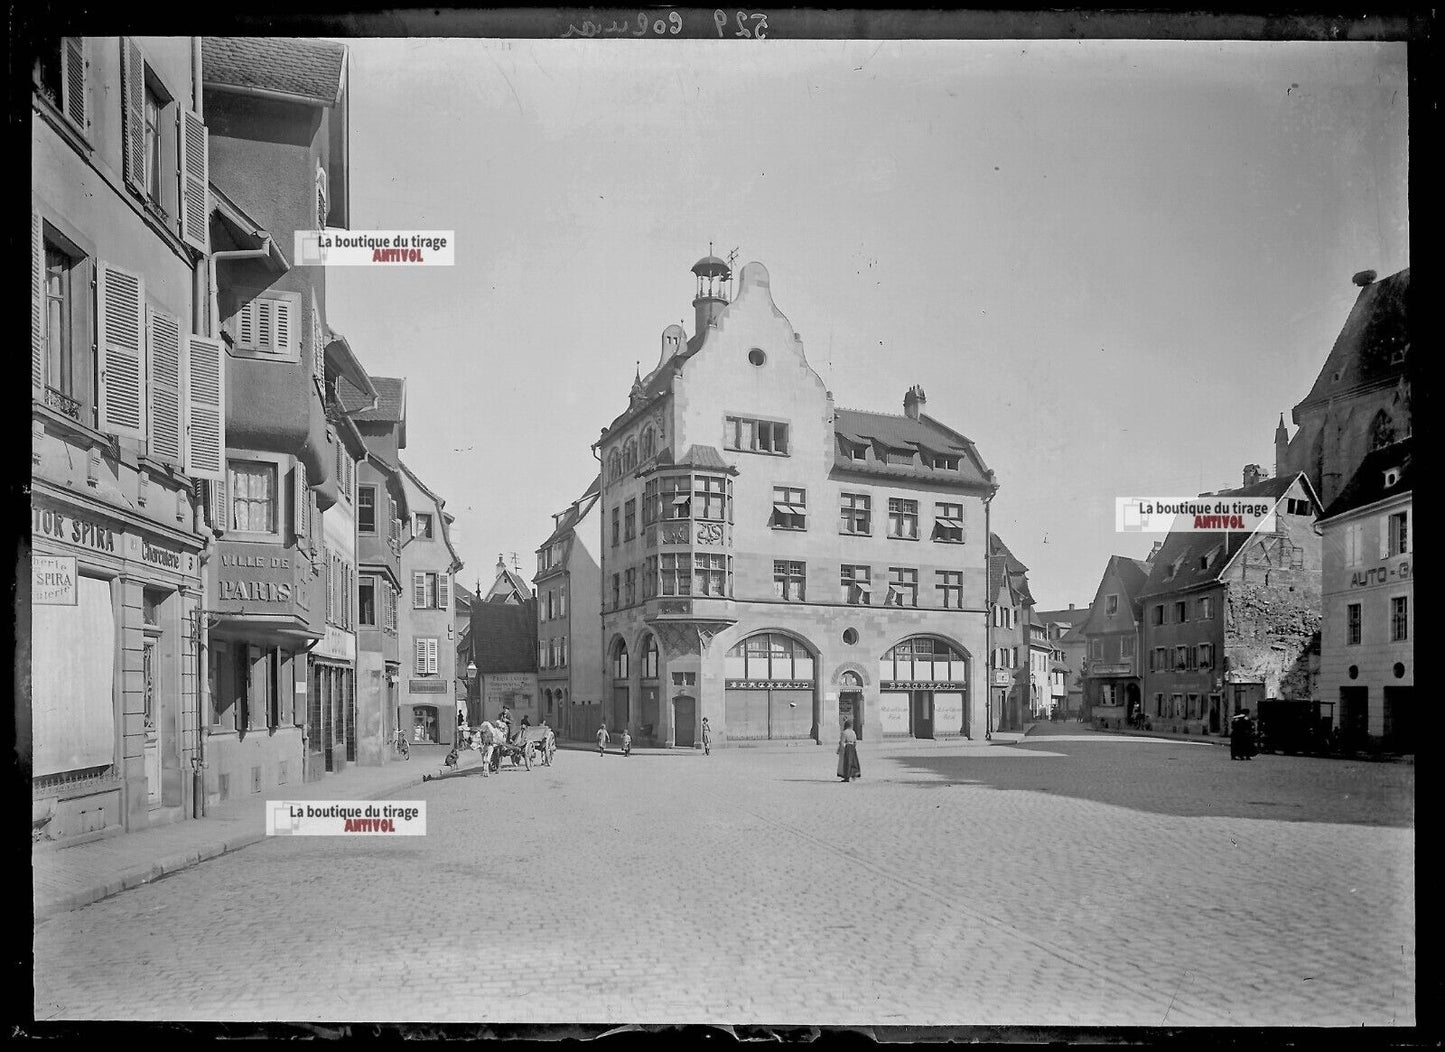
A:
[609, 482, 971, 545]
[603, 415, 966, 486]
[1344, 596, 1411, 645]
[1338, 510, 1411, 567]
[357, 484, 437, 545]
[606, 558, 979, 610]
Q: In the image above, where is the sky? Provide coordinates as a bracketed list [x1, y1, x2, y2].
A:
[325, 36, 1409, 609]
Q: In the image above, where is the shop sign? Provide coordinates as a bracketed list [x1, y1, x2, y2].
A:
[881, 680, 965, 691]
[141, 539, 184, 571]
[32, 555, 77, 605]
[409, 679, 448, 694]
[217, 542, 297, 605]
[1349, 557, 1410, 589]
[991, 669, 1012, 686]
[33, 505, 117, 554]
[724, 679, 815, 690]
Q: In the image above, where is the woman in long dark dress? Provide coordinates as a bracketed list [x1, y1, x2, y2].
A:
[1230, 709, 1255, 760]
[837, 720, 861, 782]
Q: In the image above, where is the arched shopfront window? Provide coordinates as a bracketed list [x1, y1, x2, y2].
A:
[642, 634, 659, 680]
[725, 632, 816, 681]
[612, 638, 630, 680]
[879, 637, 969, 683]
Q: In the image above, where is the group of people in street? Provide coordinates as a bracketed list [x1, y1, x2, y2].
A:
[455, 707, 556, 775]
[592, 716, 715, 756]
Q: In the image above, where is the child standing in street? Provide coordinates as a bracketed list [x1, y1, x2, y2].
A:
[701, 716, 712, 756]
[596, 723, 609, 756]
[621, 728, 632, 757]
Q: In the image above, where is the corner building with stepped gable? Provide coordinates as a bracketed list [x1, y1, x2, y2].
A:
[595, 256, 996, 749]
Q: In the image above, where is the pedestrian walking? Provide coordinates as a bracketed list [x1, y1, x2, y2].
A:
[621, 728, 632, 756]
[597, 723, 610, 756]
[701, 716, 712, 756]
[1230, 709, 1256, 760]
[540, 720, 556, 765]
[837, 719, 861, 782]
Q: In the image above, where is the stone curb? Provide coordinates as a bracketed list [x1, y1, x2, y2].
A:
[34, 752, 484, 924]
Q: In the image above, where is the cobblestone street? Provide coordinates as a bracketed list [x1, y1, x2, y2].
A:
[32, 728, 1414, 1027]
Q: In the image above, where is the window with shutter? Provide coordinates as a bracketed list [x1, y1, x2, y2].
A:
[438, 574, 450, 611]
[179, 109, 208, 251]
[428, 639, 439, 676]
[293, 462, 308, 539]
[413, 573, 427, 609]
[207, 476, 227, 534]
[97, 261, 146, 440]
[230, 292, 300, 355]
[414, 639, 427, 676]
[185, 335, 224, 479]
[311, 293, 325, 382]
[121, 39, 145, 194]
[145, 307, 183, 464]
[60, 37, 87, 133]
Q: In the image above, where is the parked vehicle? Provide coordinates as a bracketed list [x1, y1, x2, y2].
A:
[1255, 700, 1336, 756]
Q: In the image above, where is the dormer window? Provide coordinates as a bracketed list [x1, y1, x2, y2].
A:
[1384, 467, 1401, 488]
[1166, 559, 1182, 581]
[846, 442, 866, 462]
[1199, 545, 1221, 571]
[933, 454, 960, 470]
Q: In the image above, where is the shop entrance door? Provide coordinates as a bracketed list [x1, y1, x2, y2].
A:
[911, 691, 934, 739]
[143, 638, 160, 806]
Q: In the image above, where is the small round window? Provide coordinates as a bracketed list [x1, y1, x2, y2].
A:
[748, 348, 766, 367]
[842, 628, 859, 646]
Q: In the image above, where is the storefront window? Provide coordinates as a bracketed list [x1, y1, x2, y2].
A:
[412, 705, 439, 743]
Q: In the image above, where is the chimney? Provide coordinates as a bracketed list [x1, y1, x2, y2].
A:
[1242, 463, 1266, 488]
[904, 385, 926, 420]
[1147, 541, 1163, 562]
[1352, 269, 1377, 287]
[1068, 602, 1075, 610]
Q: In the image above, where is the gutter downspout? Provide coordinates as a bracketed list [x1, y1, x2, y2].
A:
[591, 440, 604, 739]
[983, 483, 997, 741]
[190, 36, 213, 819]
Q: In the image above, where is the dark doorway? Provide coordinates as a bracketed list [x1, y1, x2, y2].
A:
[911, 691, 934, 739]
[674, 695, 696, 747]
[839, 690, 864, 740]
[1339, 686, 1369, 746]
[1383, 687, 1413, 751]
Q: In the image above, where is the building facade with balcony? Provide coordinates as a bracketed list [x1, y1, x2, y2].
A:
[595, 257, 995, 748]
[535, 475, 604, 741]
[1317, 439, 1412, 750]
[1079, 555, 1152, 728]
[1139, 470, 1322, 737]
[397, 461, 463, 745]
[201, 36, 367, 797]
[30, 36, 214, 840]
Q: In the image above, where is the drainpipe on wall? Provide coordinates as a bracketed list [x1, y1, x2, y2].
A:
[190, 36, 211, 819]
[983, 484, 997, 741]
[591, 439, 604, 738]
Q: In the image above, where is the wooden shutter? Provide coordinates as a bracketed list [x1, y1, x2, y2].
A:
[273, 297, 293, 355]
[414, 638, 426, 676]
[97, 261, 146, 439]
[31, 210, 44, 392]
[1379, 516, 1391, 560]
[293, 463, 308, 539]
[146, 308, 183, 464]
[311, 293, 326, 381]
[185, 335, 225, 479]
[427, 639, 439, 676]
[413, 572, 426, 609]
[61, 37, 86, 132]
[438, 573, 450, 611]
[121, 38, 145, 194]
[207, 476, 228, 535]
[179, 109, 208, 252]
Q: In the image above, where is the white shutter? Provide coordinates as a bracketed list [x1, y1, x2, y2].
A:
[274, 297, 293, 355]
[234, 299, 255, 348]
[61, 37, 86, 132]
[146, 308, 183, 464]
[257, 299, 274, 350]
[438, 573, 450, 611]
[185, 335, 225, 479]
[97, 262, 146, 440]
[413, 572, 426, 609]
[207, 476, 228, 535]
[121, 39, 145, 194]
[31, 210, 44, 392]
[1379, 516, 1391, 560]
[311, 293, 325, 381]
[414, 638, 426, 676]
[179, 109, 208, 252]
[293, 463, 308, 539]
[428, 639, 439, 676]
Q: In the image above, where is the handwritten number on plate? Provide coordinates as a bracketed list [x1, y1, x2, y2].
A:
[735, 11, 752, 37]
[714, 9, 728, 36]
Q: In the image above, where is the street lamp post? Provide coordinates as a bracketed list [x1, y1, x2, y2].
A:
[465, 660, 478, 725]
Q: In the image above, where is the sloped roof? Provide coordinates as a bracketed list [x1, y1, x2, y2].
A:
[334, 373, 373, 415]
[988, 532, 1034, 605]
[399, 459, 463, 574]
[1296, 269, 1410, 412]
[471, 599, 538, 673]
[645, 444, 737, 474]
[203, 37, 346, 106]
[1035, 607, 1089, 628]
[487, 560, 533, 603]
[1138, 475, 1303, 598]
[833, 410, 993, 488]
[1323, 438, 1413, 519]
[350, 376, 405, 423]
[539, 474, 603, 550]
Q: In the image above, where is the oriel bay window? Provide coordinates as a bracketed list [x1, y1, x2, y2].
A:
[662, 477, 689, 520]
[661, 554, 691, 595]
[358, 486, 376, 534]
[694, 475, 728, 521]
[693, 553, 731, 597]
[230, 460, 278, 534]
